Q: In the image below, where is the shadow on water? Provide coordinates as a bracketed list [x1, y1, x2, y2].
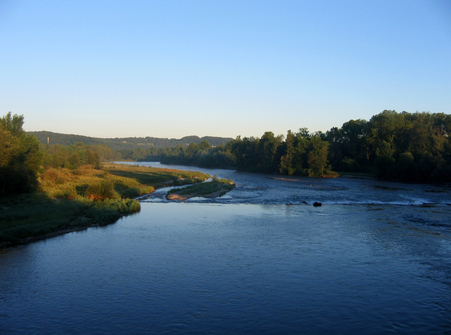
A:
[0, 192, 140, 248]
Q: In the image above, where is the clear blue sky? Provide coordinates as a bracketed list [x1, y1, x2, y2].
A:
[1, 0, 450, 139]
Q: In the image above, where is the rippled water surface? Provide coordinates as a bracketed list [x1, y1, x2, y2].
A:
[1, 163, 451, 334]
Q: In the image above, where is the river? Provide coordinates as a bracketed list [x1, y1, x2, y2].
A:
[1, 162, 451, 334]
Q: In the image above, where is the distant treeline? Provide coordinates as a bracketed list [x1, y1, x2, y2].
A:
[3, 110, 451, 196]
[28, 131, 233, 150]
[140, 130, 336, 177]
[121, 110, 451, 182]
[41, 143, 115, 170]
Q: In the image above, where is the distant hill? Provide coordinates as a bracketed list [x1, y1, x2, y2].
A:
[27, 131, 234, 150]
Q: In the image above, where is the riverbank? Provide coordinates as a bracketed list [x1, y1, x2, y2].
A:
[166, 178, 236, 201]
[0, 163, 211, 248]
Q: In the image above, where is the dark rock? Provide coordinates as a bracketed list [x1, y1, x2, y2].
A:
[313, 202, 322, 207]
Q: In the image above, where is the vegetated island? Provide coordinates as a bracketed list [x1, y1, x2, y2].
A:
[0, 163, 228, 248]
[165, 176, 236, 201]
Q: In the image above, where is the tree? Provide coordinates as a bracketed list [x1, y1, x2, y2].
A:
[307, 136, 330, 177]
[280, 130, 295, 175]
[198, 140, 211, 150]
[0, 113, 43, 195]
[0, 112, 25, 137]
[0, 127, 19, 168]
[257, 131, 283, 173]
[396, 152, 414, 181]
[325, 119, 369, 172]
[86, 149, 101, 168]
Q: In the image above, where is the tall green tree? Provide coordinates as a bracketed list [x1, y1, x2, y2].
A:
[257, 131, 283, 173]
[307, 136, 331, 177]
[280, 130, 295, 175]
[0, 113, 43, 195]
[0, 112, 25, 137]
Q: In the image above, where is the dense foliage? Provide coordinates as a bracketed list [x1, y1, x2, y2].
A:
[41, 142, 120, 170]
[324, 110, 451, 182]
[0, 113, 43, 195]
[231, 130, 336, 177]
[160, 140, 236, 169]
[151, 130, 335, 177]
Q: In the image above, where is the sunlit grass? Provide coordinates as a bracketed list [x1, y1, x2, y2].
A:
[104, 162, 209, 186]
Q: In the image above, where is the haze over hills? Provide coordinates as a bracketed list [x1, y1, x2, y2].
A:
[27, 131, 234, 150]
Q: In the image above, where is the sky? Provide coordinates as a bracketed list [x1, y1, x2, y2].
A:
[0, 0, 450, 139]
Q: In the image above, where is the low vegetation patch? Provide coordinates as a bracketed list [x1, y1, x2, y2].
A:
[166, 177, 236, 201]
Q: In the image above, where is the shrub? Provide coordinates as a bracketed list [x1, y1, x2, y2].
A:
[86, 179, 119, 201]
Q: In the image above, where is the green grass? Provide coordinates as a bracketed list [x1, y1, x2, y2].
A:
[0, 163, 211, 247]
[168, 178, 235, 197]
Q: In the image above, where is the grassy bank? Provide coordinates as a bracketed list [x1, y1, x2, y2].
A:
[166, 177, 236, 201]
[0, 163, 210, 248]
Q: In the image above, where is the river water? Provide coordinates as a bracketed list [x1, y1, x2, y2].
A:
[1, 162, 451, 334]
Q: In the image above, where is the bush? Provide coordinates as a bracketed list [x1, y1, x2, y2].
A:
[86, 179, 119, 201]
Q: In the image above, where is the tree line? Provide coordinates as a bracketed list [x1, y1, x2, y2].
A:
[1, 109, 451, 196]
[40, 109, 449, 182]
[41, 143, 117, 170]
[123, 110, 451, 182]
[120, 129, 335, 177]
[28, 131, 233, 150]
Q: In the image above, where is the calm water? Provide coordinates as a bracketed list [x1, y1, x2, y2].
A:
[1, 163, 451, 334]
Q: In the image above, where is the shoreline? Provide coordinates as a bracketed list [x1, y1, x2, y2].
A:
[0, 224, 101, 249]
[0, 163, 212, 249]
[165, 179, 236, 202]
